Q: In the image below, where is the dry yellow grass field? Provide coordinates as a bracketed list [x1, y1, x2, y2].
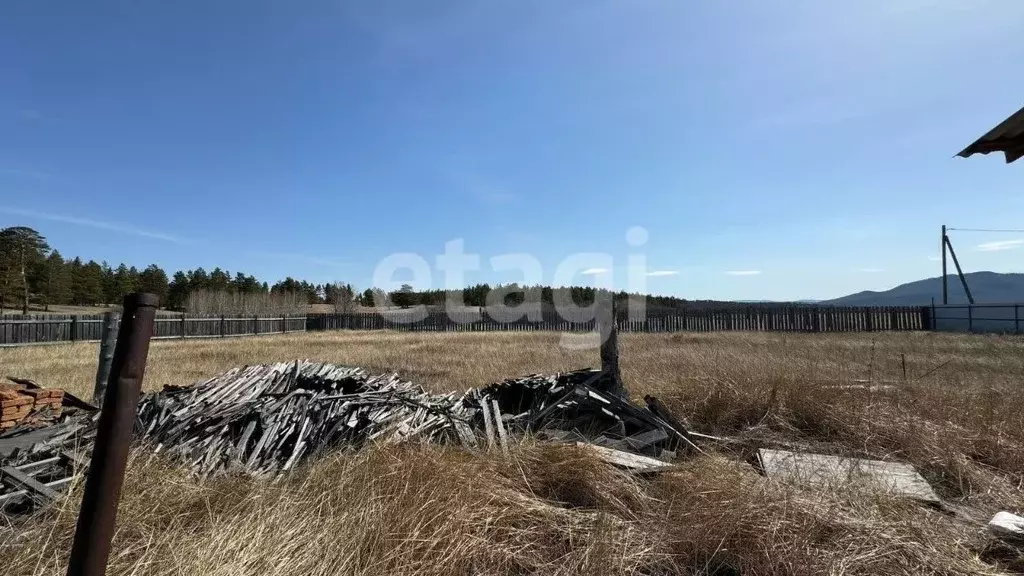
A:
[3, 330, 1024, 575]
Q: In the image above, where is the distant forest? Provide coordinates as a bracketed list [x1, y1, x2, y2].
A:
[0, 225, 746, 314]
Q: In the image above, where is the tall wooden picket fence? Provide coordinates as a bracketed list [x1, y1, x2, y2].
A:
[0, 313, 307, 346]
[0, 306, 929, 347]
[306, 306, 929, 334]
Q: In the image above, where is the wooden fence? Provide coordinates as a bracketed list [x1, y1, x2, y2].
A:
[0, 306, 928, 347]
[306, 306, 929, 334]
[0, 313, 307, 346]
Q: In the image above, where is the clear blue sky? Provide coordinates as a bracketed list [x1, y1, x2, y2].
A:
[2, 1, 1023, 301]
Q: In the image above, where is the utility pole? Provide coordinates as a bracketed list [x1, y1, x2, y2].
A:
[941, 224, 948, 305]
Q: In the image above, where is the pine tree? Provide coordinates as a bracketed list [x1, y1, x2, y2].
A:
[113, 263, 139, 301]
[0, 226, 50, 313]
[43, 250, 70, 309]
[76, 260, 105, 305]
[100, 261, 117, 305]
[167, 271, 190, 310]
[138, 264, 170, 303]
[360, 288, 375, 307]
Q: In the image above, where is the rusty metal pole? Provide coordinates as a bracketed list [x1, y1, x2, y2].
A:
[67, 293, 158, 576]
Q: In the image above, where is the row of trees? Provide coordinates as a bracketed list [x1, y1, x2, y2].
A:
[0, 226, 362, 314]
[1, 225, 735, 315]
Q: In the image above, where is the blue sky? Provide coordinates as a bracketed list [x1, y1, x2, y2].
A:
[2, 0, 1023, 301]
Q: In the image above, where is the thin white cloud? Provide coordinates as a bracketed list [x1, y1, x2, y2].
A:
[976, 239, 1024, 252]
[580, 268, 608, 275]
[0, 167, 57, 181]
[859, 268, 884, 273]
[0, 206, 184, 243]
[645, 270, 678, 277]
[725, 270, 761, 276]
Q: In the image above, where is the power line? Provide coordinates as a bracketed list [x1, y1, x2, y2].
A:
[947, 227, 1024, 233]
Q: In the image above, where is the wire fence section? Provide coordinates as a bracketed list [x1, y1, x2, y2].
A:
[931, 303, 1024, 334]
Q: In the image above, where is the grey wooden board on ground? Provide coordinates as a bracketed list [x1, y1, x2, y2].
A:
[758, 448, 939, 503]
[0, 422, 84, 458]
[989, 511, 1024, 540]
[0, 475, 73, 505]
[576, 442, 675, 472]
[0, 465, 60, 503]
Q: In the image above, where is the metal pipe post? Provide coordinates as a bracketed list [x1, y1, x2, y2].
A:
[67, 293, 158, 576]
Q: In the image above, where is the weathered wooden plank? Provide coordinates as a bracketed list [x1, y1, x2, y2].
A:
[1, 465, 60, 504]
[989, 511, 1024, 541]
[758, 449, 939, 503]
[575, 443, 674, 472]
[480, 400, 496, 450]
[491, 400, 508, 455]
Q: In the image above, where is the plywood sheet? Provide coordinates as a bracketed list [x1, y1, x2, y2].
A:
[759, 448, 939, 503]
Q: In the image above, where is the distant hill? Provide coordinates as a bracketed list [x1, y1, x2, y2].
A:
[824, 272, 1024, 306]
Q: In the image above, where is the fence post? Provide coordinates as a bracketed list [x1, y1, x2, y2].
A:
[66, 293, 157, 576]
[220, 315, 225, 337]
[597, 297, 623, 396]
[281, 316, 286, 333]
[968, 305, 973, 333]
[180, 312, 186, 339]
[254, 314, 259, 335]
[92, 312, 120, 408]
[70, 316, 78, 342]
[921, 306, 932, 331]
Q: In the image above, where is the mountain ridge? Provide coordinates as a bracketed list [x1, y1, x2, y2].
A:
[823, 271, 1024, 306]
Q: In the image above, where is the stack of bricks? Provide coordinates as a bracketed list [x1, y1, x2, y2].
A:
[0, 383, 64, 430]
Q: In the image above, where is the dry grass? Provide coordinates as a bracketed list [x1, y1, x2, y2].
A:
[3, 330, 1024, 575]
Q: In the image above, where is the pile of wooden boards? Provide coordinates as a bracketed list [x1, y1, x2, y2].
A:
[135, 362, 700, 478]
[0, 377, 95, 515]
[469, 368, 698, 462]
[136, 362, 480, 478]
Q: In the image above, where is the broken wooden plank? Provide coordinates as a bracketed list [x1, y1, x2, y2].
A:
[491, 399, 508, 455]
[0, 475, 74, 506]
[1, 465, 60, 504]
[623, 428, 669, 451]
[575, 442, 674, 472]
[481, 400, 496, 450]
[758, 448, 939, 503]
